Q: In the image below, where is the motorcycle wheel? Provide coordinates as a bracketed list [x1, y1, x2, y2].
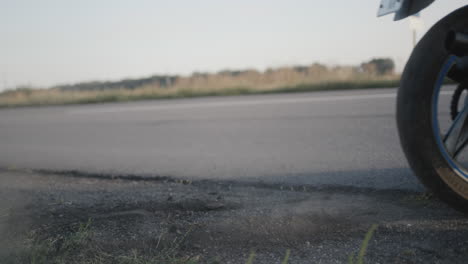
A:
[397, 5, 468, 213]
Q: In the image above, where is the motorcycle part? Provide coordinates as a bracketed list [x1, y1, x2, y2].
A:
[446, 31, 468, 57]
[447, 56, 468, 83]
[378, 0, 435, 21]
[397, 5, 468, 213]
[450, 82, 468, 121]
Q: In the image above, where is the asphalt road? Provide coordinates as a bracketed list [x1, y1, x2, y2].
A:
[0, 88, 449, 191]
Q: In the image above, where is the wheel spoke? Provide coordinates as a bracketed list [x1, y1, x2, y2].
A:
[454, 137, 468, 159]
[444, 103, 468, 156]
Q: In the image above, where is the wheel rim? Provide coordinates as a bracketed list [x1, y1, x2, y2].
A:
[432, 55, 468, 181]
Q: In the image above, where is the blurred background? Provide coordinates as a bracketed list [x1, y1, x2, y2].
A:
[0, 0, 466, 106]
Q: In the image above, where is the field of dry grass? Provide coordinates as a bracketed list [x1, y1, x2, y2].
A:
[0, 79, 399, 108]
[0, 62, 400, 108]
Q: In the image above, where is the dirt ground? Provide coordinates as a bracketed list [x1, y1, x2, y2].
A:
[1, 169, 468, 264]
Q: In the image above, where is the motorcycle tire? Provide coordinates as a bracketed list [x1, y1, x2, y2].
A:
[397, 5, 468, 213]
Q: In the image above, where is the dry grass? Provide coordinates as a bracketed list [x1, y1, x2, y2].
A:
[0, 78, 399, 108]
[0, 61, 400, 107]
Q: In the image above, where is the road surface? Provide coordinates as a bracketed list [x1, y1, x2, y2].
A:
[0, 88, 446, 191]
[3, 87, 468, 263]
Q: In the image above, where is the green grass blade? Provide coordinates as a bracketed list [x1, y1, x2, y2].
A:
[246, 251, 256, 264]
[348, 253, 355, 264]
[356, 224, 378, 264]
[281, 249, 291, 264]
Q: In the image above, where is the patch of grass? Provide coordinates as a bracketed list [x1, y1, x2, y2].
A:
[9, 221, 90, 264]
[9, 220, 200, 264]
[8, 216, 382, 264]
[0, 79, 400, 108]
[27, 238, 56, 264]
[401, 192, 434, 206]
[349, 224, 378, 264]
[267, 79, 400, 94]
[401, 249, 416, 257]
[245, 251, 256, 264]
[23, 218, 93, 264]
[281, 249, 291, 264]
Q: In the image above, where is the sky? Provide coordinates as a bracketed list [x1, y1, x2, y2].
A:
[0, 0, 466, 90]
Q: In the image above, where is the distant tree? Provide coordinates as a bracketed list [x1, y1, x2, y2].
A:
[361, 58, 395, 75]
